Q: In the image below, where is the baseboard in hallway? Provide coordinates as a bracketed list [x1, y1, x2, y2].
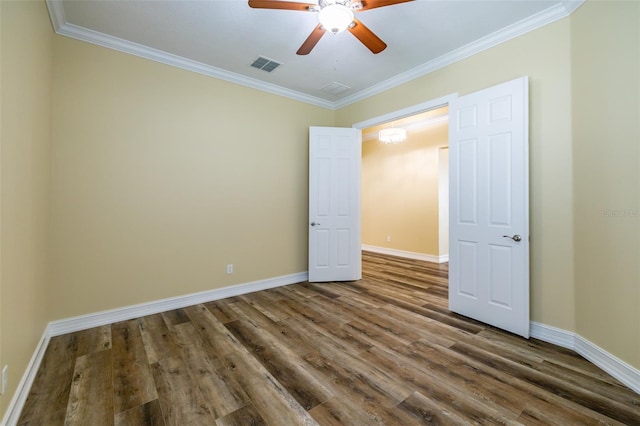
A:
[362, 244, 448, 263]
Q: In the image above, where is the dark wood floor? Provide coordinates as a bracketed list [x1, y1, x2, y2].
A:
[18, 251, 640, 425]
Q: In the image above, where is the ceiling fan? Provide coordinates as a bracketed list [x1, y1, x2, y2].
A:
[248, 0, 414, 55]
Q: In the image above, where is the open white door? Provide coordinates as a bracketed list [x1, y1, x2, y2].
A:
[449, 77, 530, 338]
[308, 126, 361, 282]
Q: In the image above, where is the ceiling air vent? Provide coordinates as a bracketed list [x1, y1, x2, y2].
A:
[320, 81, 351, 96]
[250, 56, 281, 73]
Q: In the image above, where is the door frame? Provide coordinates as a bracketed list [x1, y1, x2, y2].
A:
[352, 94, 458, 132]
[351, 93, 458, 260]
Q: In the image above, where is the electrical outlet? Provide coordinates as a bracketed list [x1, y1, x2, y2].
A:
[226, 264, 233, 274]
[2, 365, 7, 395]
[386, 235, 391, 242]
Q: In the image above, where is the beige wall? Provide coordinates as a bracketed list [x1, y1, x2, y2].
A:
[49, 36, 334, 320]
[572, 0, 640, 368]
[361, 123, 448, 256]
[337, 18, 576, 332]
[0, 0, 53, 415]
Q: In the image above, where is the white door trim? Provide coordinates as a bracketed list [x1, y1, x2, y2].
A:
[352, 94, 458, 265]
[352, 94, 458, 130]
[353, 94, 458, 270]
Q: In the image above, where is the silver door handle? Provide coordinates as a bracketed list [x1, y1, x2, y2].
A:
[310, 222, 320, 226]
[503, 234, 522, 242]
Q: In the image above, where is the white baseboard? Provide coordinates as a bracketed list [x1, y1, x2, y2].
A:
[48, 272, 307, 337]
[2, 331, 50, 426]
[1, 271, 307, 425]
[574, 335, 640, 394]
[529, 321, 575, 349]
[4, 272, 639, 425]
[362, 245, 448, 263]
[530, 322, 640, 394]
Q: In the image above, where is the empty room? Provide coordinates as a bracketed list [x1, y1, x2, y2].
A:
[1, 0, 639, 424]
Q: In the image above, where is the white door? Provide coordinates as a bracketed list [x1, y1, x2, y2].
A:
[308, 126, 362, 282]
[449, 77, 530, 338]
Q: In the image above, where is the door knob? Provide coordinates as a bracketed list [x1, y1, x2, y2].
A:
[310, 222, 320, 226]
[503, 234, 522, 242]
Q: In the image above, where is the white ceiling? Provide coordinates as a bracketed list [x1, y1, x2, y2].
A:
[47, 0, 582, 109]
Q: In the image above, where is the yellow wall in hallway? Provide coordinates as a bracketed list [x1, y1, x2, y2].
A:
[361, 122, 448, 256]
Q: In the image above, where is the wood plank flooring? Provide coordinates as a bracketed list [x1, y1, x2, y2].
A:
[18, 251, 640, 425]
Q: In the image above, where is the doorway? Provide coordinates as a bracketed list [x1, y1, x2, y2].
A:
[352, 94, 457, 266]
[360, 107, 450, 264]
[331, 78, 530, 338]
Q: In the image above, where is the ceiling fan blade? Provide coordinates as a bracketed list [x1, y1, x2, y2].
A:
[248, 0, 315, 11]
[348, 18, 387, 54]
[357, 0, 414, 11]
[297, 24, 326, 55]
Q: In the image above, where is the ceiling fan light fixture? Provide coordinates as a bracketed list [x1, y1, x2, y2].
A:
[319, 4, 354, 34]
[379, 127, 407, 144]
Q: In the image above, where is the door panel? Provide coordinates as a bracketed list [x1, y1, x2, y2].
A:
[489, 133, 512, 226]
[458, 139, 478, 224]
[488, 244, 512, 307]
[309, 127, 361, 282]
[449, 76, 530, 338]
[458, 242, 478, 297]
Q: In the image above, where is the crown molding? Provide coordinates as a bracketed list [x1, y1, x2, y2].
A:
[45, 1, 334, 109]
[333, 0, 585, 109]
[46, 0, 584, 111]
[45, 0, 66, 29]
